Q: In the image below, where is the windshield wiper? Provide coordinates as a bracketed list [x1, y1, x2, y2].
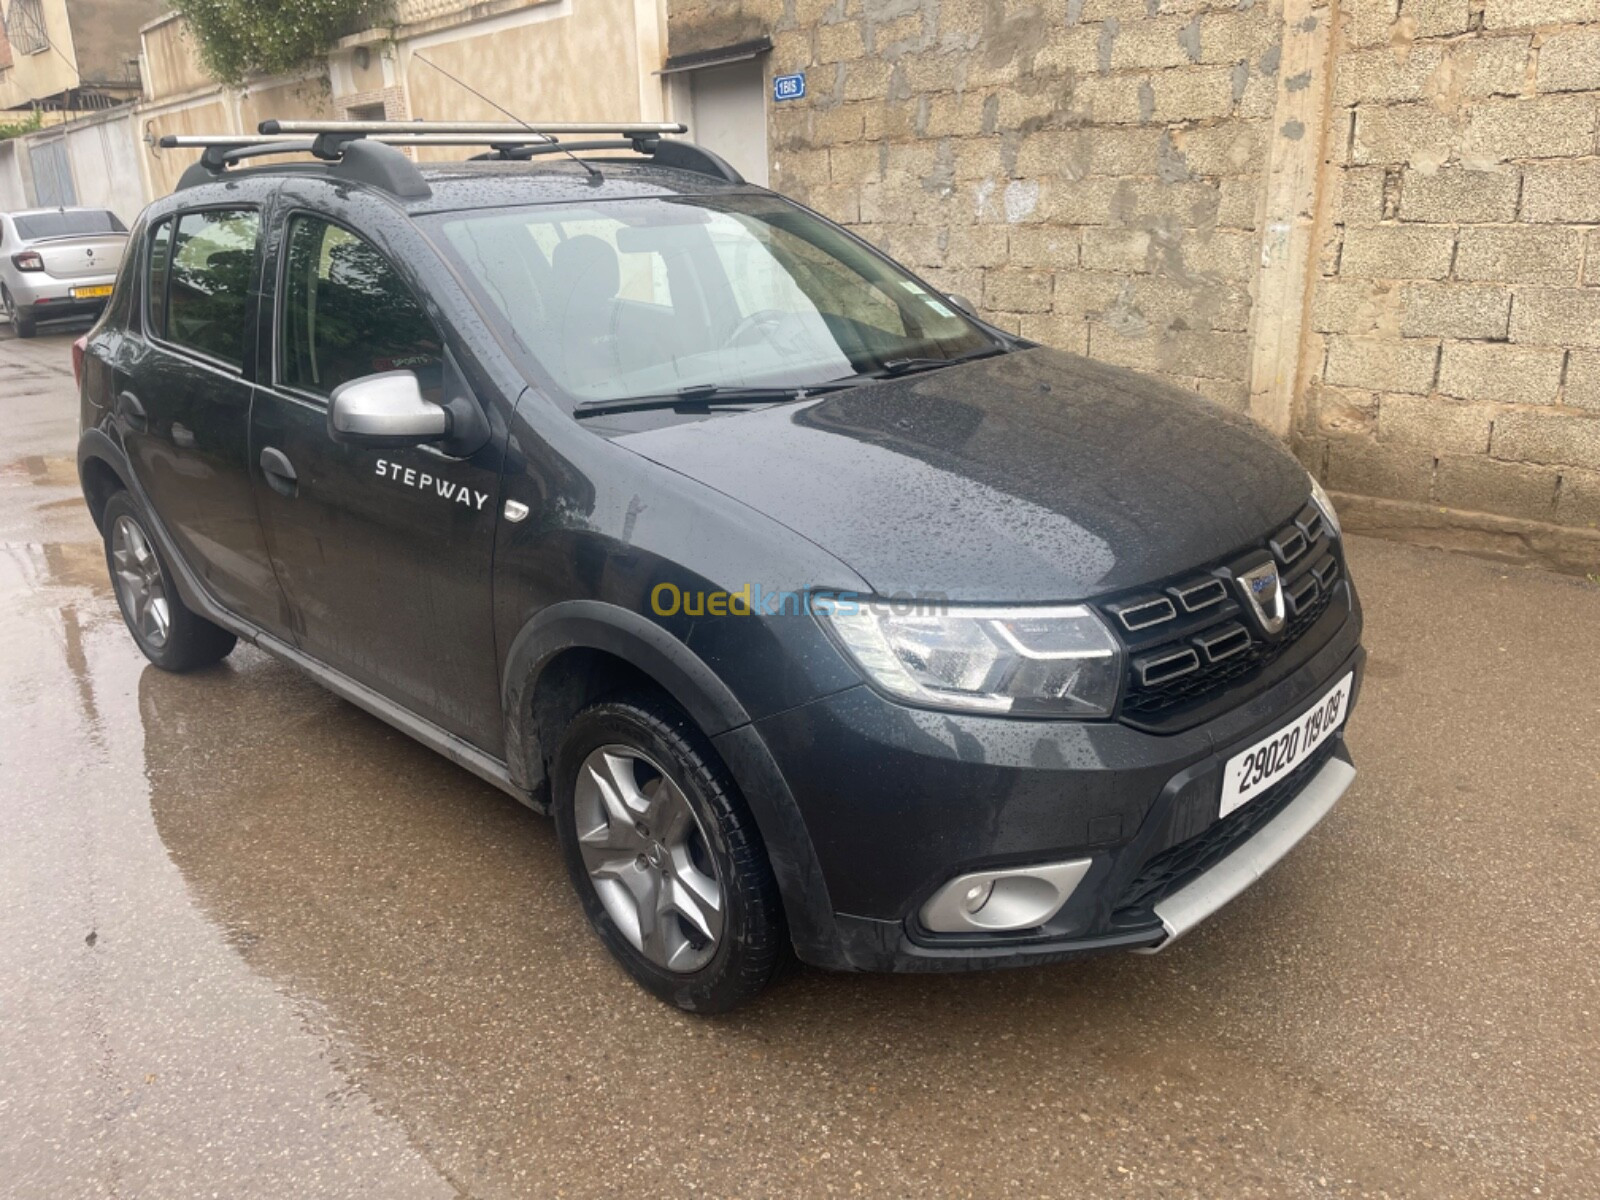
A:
[570, 348, 1011, 419]
[573, 383, 835, 419]
[866, 344, 1012, 379]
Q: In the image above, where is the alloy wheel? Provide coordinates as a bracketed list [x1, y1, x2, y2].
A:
[111, 515, 171, 648]
[573, 744, 725, 973]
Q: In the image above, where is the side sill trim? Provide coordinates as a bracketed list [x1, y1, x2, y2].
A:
[87, 440, 531, 809]
[252, 629, 531, 807]
[1134, 756, 1355, 953]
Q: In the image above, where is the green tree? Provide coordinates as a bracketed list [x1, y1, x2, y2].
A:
[174, 0, 390, 86]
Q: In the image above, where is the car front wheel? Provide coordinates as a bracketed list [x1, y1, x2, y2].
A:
[552, 695, 787, 1013]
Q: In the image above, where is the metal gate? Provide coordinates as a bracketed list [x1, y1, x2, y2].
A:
[28, 139, 76, 208]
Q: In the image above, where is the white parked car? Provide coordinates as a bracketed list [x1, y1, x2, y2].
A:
[0, 207, 128, 337]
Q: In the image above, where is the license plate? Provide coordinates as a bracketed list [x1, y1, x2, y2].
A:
[71, 285, 112, 299]
[1219, 673, 1352, 817]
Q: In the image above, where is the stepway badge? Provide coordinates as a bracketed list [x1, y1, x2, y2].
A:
[773, 73, 805, 102]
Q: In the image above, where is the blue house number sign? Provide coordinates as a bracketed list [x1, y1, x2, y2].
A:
[773, 73, 805, 101]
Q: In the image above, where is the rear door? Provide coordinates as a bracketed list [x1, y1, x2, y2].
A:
[248, 191, 506, 745]
[119, 202, 289, 634]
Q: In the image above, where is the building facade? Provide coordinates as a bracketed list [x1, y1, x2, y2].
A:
[0, 0, 162, 112]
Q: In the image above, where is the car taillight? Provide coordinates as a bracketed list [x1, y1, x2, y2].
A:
[12, 251, 43, 272]
[72, 336, 87, 390]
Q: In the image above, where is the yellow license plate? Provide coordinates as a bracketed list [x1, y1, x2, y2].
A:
[71, 285, 113, 299]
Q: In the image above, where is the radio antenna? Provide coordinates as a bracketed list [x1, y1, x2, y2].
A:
[410, 52, 604, 183]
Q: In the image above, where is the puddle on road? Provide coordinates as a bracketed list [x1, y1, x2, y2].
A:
[0, 540, 112, 595]
[2, 531, 455, 1198]
[1, 453, 79, 487]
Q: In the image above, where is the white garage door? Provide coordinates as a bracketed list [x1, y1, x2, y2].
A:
[686, 60, 768, 187]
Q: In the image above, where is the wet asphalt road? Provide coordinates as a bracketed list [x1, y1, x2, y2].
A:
[2, 325, 1598, 1199]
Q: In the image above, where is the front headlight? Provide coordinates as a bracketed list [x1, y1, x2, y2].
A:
[1308, 473, 1341, 538]
[820, 602, 1123, 717]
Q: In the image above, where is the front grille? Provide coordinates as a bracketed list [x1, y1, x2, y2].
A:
[1111, 736, 1341, 924]
[1103, 504, 1343, 724]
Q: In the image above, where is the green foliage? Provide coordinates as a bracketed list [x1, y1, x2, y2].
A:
[0, 111, 44, 142]
[173, 0, 390, 86]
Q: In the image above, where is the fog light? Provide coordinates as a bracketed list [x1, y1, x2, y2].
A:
[962, 881, 994, 914]
[920, 859, 1093, 934]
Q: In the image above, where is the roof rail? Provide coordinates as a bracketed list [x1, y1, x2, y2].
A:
[258, 119, 687, 138]
[163, 133, 433, 198]
[464, 136, 744, 183]
[160, 118, 743, 197]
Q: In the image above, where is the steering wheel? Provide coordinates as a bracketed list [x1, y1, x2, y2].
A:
[723, 308, 792, 349]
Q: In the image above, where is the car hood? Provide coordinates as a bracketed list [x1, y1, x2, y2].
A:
[615, 348, 1312, 603]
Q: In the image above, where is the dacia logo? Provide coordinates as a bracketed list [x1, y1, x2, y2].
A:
[375, 459, 489, 511]
[1236, 560, 1286, 636]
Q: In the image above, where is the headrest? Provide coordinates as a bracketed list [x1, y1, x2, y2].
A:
[549, 234, 620, 301]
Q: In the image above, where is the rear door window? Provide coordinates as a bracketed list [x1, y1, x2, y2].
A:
[166, 209, 259, 368]
[277, 215, 443, 399]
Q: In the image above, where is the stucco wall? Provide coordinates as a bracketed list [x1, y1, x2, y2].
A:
[61, 109, 144, 222]
[237, 76, 338, 134]
[137, 97, 232, 197]
[397, 0, 658, 159]
[0, 142, 27, 210]
[140, 13, 213, 100]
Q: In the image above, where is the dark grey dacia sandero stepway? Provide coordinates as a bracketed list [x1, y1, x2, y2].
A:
[77, 123, 1363, 1012]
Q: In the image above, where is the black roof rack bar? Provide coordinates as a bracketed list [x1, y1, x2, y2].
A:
[168, 134, 434, 198]
[164, 118, 740, 194]
[163, 132, 596, 153]
[163, 132, 582, 170]
[470, 138, 642, 161]
[162, 134, 305, 147]
[260, 119, 687, 137]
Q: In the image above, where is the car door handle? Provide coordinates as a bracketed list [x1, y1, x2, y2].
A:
[117, 390, 147, 433]
[259, 446, 298, 498]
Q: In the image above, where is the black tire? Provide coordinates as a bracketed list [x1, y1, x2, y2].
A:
[102, 491, 237, 672]
[552, 694, 787, 1013]
[3, 288, 35, 338]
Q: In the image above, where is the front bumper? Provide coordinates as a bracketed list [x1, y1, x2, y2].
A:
[1133, 750, 1354, 951]
[749, 583, 1364, 972]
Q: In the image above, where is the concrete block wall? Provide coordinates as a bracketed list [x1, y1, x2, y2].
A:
[670, 0, 1291, 409]
[668, 0, 1600, 567]
[1298, 0, 1600, 547]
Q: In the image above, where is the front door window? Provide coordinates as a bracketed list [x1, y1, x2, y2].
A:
[278, 216, 443, 400]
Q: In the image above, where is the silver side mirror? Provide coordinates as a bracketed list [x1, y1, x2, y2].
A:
[328, 371, 449, 447]
[946, 292, 977, 316]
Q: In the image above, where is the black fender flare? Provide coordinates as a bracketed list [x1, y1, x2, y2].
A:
[500, 600, 847, 968]
[77, 429, 134, 518]
[499, 600, 752, 794]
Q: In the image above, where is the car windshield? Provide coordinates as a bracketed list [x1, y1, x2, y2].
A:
[15, 210, 126, 240]
[426, 194, 996, 405]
